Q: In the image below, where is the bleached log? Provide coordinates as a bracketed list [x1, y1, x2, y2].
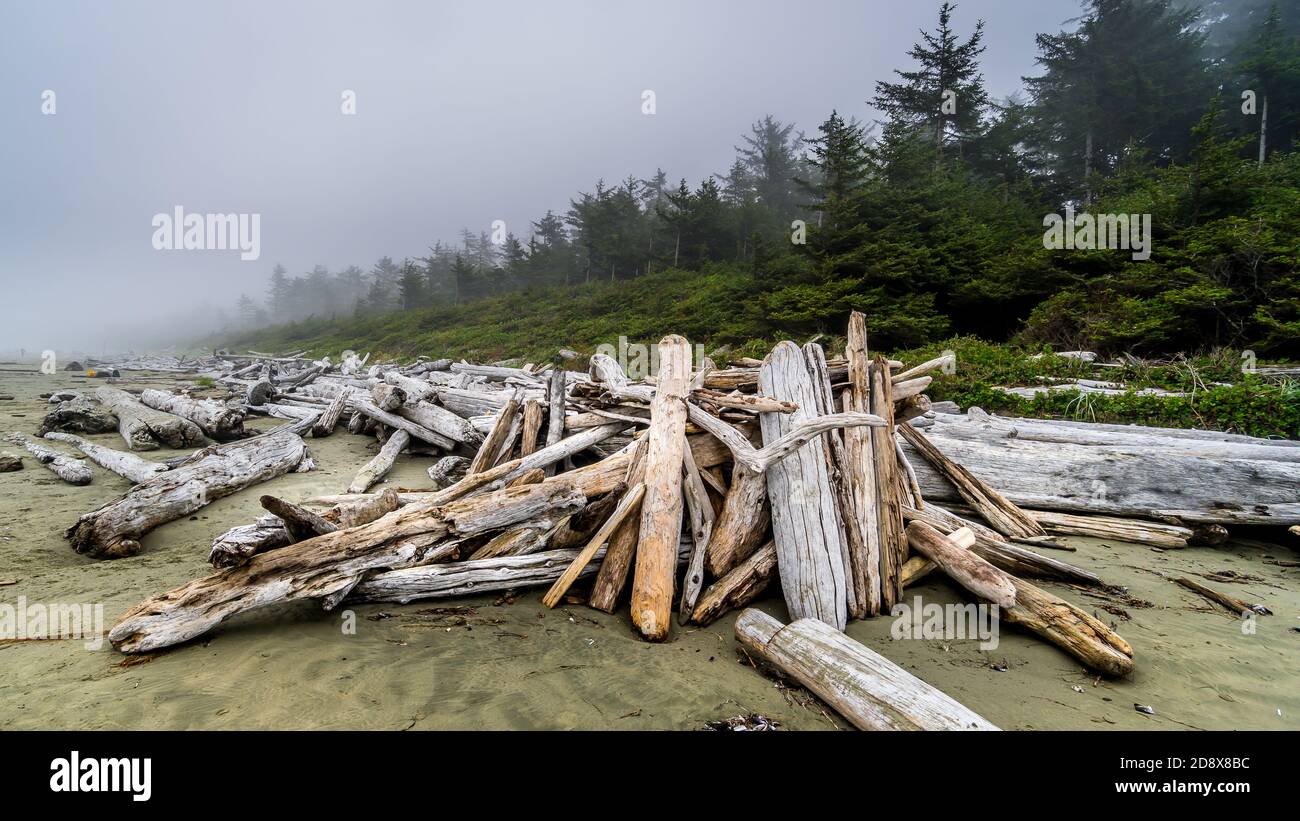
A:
[692, 541, 777, 626]
[543, 367, 567, 475]
[310, 388, 353, 437]
[735, 609, 998, 731]
[467, 388, 523, 474]
[1021, 508, 1192, 549]
[95, 385, 205, 451]
[67, 429, 311, 559]
[4, 432, 92, 485]
[759, 341, 848, 630]
[347, 429, 410, 494]
[703, 466, 769, 577]
[899, 421, 1044, 539]
[42, 432, 167, 484]
[427, 455, 470, 488]
[902, 427, 1300, 526]
[371, 383, 406, 412]
[892, 353, 955, 384]
[260, 495, 338, 542]
[351, 539, 690, 605]
[398, 400, 480, 445]
[891, 376, 932, 402]
[349, 397, 454, 450]
[208, 515, 288, 568]
[632, 335, 691, 641]
[677, 444, 716, 620]
[521, 399, 543, 457]
[139, 389, 246, 441]
[110, 480, 587, 652]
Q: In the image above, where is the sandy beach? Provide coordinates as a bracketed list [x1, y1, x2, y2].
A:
[1, 367, 1297, 731]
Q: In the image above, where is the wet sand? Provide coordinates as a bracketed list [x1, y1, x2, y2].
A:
[1, 368, 1297, 730]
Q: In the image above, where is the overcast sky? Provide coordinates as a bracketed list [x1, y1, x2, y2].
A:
[0, 0, 1083, 354]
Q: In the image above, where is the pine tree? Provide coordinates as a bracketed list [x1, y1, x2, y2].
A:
[397, 259, 425, 309]
[872, 2, 989, 163]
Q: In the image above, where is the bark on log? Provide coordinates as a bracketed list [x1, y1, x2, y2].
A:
[95, 386, 205, 451]
[348, 429, 410, 494]
[110, 480, 587, 652]
[42, 432, 168, 484]
[735, 609, 999, 731]
[4, 432, 92, 485]
[139, 389, 246, 441]
[67, 429, 311, 559]
[760, 341, 848, 630]
[632, 335, 691, 641]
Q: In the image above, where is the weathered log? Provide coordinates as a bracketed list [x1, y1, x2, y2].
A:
[427, 455, 470, 488]
[692, 541, 777, 626]
[1021, 508, 1191, 549]
[110, 480, 587, 652]
[139, 389, 246, 441]
[520, 399, 543, 457]
[902, 427, 1300, 526]
[67, 429, 311, 559]
[398, 400, 481, 445]
[543, 368, 567, 475]
[260, 495, 338, 542]
[844, 311, 882, 615]
[632, 335, 691, 641]
[348, 429, 410, 494]
[371, 383, 406, 412]
[677, 444, 717, 621]
[1174, 576, 1270, 617]
[1003, 578, 1134, 676]
[543, 483, 646, 607]
[4, 432, 92, 485]
[703, 465, 769, 577]
[349, 398, 454, 450]
[467, 388, 523, 474]
[869, 359, 905, 610]
[95, 386, 205, 451]
[760, 341, 848, 630]
[37, 397, 118, 437]
[735, 609, 999, 731]
[351, 540, 691, 605]
[42, 432, 168, 484]
[0, 453, 21, 472]
[892, 353, 955, 384]
[310, 388, 353, 437]
[803, 342, 861, 618]
[898, 421, 1044, 540]
[208, 515, 288, 568]
[905, 521, 1017, 607]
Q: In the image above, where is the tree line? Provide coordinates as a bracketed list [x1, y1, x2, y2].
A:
[236, 0, 1300, 356]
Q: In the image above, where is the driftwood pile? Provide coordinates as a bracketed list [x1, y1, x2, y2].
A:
[16, 317, 1300, 730]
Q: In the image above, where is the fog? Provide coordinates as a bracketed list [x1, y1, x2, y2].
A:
[0, 0, 1081, 355]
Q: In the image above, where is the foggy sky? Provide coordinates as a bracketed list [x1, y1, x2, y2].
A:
[0, 0, 1083, 354]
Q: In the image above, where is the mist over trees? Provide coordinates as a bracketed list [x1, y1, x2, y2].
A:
[238, 0, 1300, 356]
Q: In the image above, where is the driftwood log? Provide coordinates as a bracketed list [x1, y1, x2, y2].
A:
[67, 429, 312, 559]
[4, 432, 92, 485]
[735, 609, 999, 731]
[42, 432, 168, 484]
[95, 386, 205, 451]
[139, 389, 246, 441]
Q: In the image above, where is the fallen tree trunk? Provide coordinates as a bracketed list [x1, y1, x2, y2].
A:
[844, 311, 882, 616]
[4, 432, 92, 485]
[734, 609, 999, 731]
[67, 428, 312, 559]
[42, 432, 168, 484]
[905, 521, 1017, 607]
[96, 386, 205, 451]
[38, 397, 119, 436]
[139, 389, 246, 441]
